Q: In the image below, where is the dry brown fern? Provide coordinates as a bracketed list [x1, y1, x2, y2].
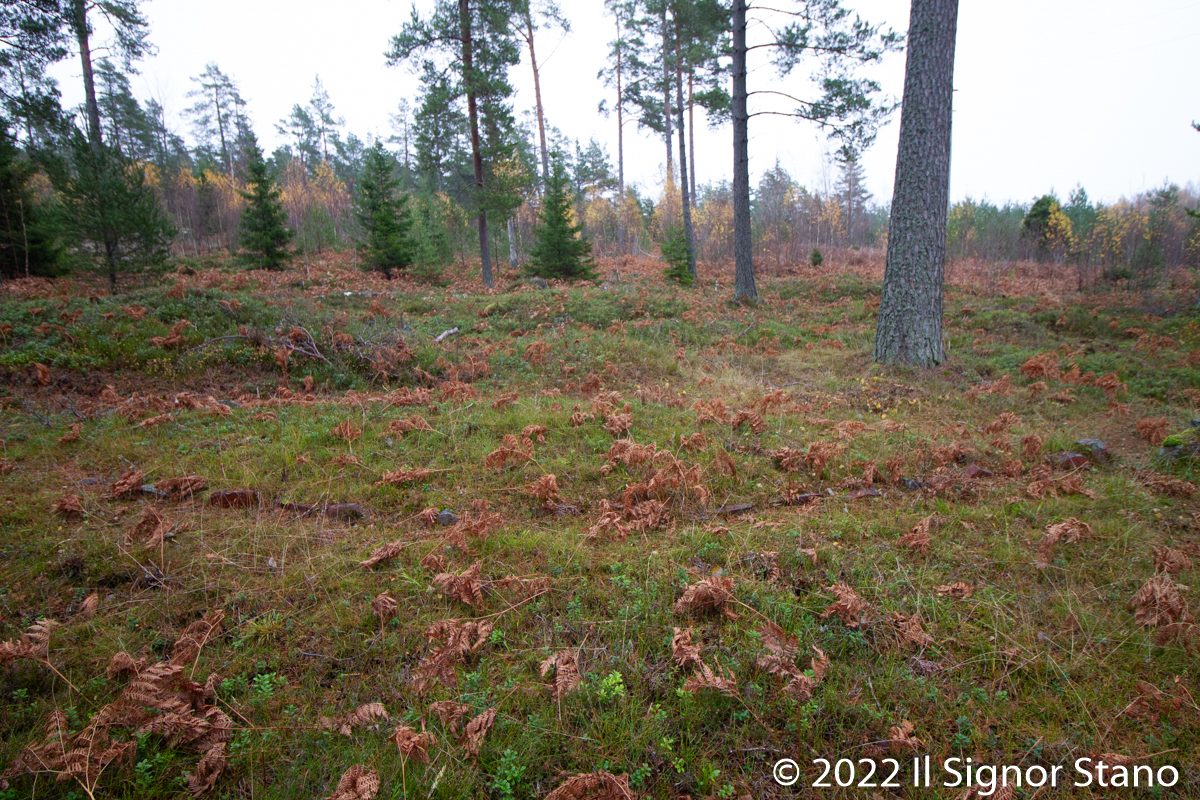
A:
[126, 505, 169, 548]
[1036, 518, 1093, 569]
[371, 592, 398, 632]
[670, 627, 702, 669]
[484, 434, 533, 468]
[1131, 575, 1189, 628]
[545, 770, 636, 800]
[111, 469, 145, 499]
[0, 618, 60, 669]
[682, 661, 739, 697]
[820, 583, 867, 628]
[1151, 545, 1194, 574]
[540, 649, 583, 701]
[934, 582, 974, 599]
[672, 576, 737, 619]
[376, 467, 438, 486]
[461, 708, 495, 757]
[330, 420, 363, 443]
[171, 610, 225, 667]
[427, 701, 471, 735]
[391, 726, 436, 763]
[432, 561, 485, 609]
[325, 764, 380, 800]
[898, 517, 933, 554]
[319, 703, 389, 736]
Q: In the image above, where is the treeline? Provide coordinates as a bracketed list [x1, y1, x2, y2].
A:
[947, 184, 1200, 288]
[1, 1, 1195, 294]
[1, 0, 908, 294]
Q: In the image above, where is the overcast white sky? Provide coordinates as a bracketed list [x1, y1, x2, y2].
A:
[49, 0, 1200, 207]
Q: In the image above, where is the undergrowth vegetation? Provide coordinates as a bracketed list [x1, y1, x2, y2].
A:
[0, 256, 1198, 799]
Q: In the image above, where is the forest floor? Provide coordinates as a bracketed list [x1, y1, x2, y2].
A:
[0, 254, 1198, 800]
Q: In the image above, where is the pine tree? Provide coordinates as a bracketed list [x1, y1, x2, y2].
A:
[0, 126, 64, 280]
[661, 223, 693, 284]
[238, 142, 292, 270]
[527, 155, 596, 282]
[55, 129, 174, 293]
[874, 0, 958, 366]
[356, 141, 413, 279]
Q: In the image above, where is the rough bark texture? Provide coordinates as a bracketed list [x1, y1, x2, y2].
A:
[731, 0, 756, 301]
[688, 73, 696, 210]
[74, 0, 102, 151]
[874, 0, 958, 366]
[615, 15, 626, 256]
[674, 28, 696, 278]
[525, 13, 550, 185]
[661, 9, 673, 183]
[460, 0, 492, 287]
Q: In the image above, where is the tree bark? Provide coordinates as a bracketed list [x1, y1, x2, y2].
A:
[460, 0, 493, 288]
[688, 72, 696, 210]
[674, 21, 696, 278]
[524, 12, 551, 185]
[874, 0, 958, 366]
[73, 0, 102, 151]
[507, 215, 518, 268]
[212, 85, 231, 175]
[661, 6, 673, 184]
[615, 13, 626, 256]
[73, 0, 121, 293]
[731, 0, 755, 301]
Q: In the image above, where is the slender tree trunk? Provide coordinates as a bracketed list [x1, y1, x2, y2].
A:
[74, 0, 101, 151]
[688, 72, 696, 209]
[674, 22, 696, 278]
[74, 0, 121, 293]
[507, 216, 518, 268]
[213, 87, 231, 174]
[731, 0, 755, 301]
[459, 0, 493, 287]
[615, 14, 626, 256]
[525, 12, 551, 185]
[874, 0, 959, 366]
[661, 7, 673, 185]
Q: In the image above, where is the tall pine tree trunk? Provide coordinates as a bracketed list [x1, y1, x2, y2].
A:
[74, 0, 102, 152]
[674, 24, 696, 278]
[73, 0, 120, 293]
[688, 72, 696, 210]
[524, 12, 551, 185]
[460, 0, 493, 288]
[213, 86, 231, 175]
[731, 0, 755, 301]
[874, 0, 958, 366]
[615, 14, 626, 256]
[661, 7, 673, 185]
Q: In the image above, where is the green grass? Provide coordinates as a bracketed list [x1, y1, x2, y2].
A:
[0, 263, 1198, 799]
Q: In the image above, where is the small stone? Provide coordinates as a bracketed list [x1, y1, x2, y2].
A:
[1046, 452, 1090, 470]
[529, 277, 549, 290]
[436, 510, 459, 526]
[1074, 439, 1112, 463]
[325, 503, 366, 520]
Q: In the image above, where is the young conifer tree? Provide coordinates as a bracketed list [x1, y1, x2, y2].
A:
[57, 129, 174, 293]
[356, 141, 413, 278]
[527, 154, 596, 282]
[238, 141, 292, 270]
